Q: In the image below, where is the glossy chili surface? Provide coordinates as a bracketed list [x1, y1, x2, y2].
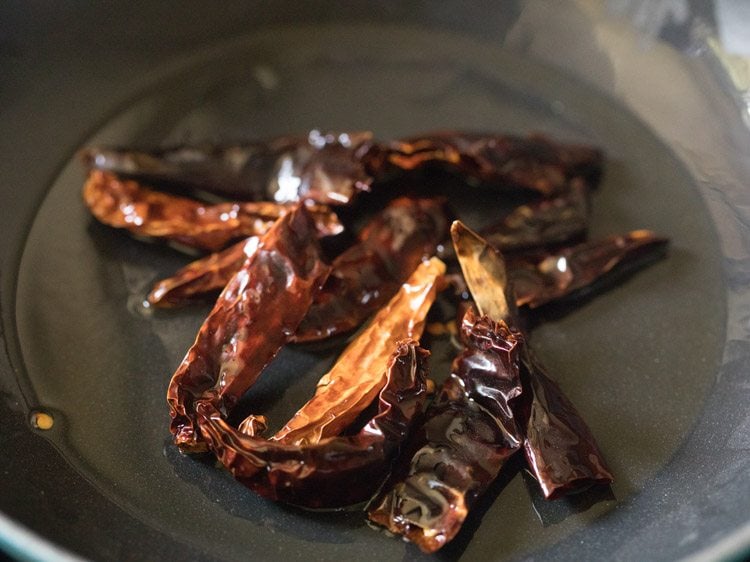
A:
[510, 229, 669, 308]
[84, 170, 342, 251]
[371, 132, 602, 197]
[274, 257, 446, 445]
[293, 197, 450, 342]
[147, 237, 258, 307]
[368, 309, 524, 553]
[166, 205, 330, 451]
[82, 130, 375, 206]
[197, 340, 430, 508]
[83, 130, 602, 208]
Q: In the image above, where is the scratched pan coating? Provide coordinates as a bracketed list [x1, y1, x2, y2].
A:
[0, 22, 731, 562]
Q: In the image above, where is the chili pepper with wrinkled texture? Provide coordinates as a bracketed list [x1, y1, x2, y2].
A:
[368, 309, 524, 553]
[84, 170, 342, 252]
[82, 130, 375, 206]
[369, 221, 622, 551]
[168, 254, 444, 507]
[371, 132, 603, 197]
[292, 197, 450, 342]
[147, 198, 449, 344]
[147, 236, 259, 308]
[516, 349, 614, 499]
[197, 340, 430, 508]
[166, 205, 331, 451]
[509, 229, 669, 308]
[144, 187, 592, 310]
[273, 257, 446, 445]
[82, 130, 602, 206]
[454, 221, 615, 496]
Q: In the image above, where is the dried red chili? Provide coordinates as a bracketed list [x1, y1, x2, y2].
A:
[83, 131, 602, 208]
[292, 197, 450, 342]
[84, 170, 342, 252]
[368, 309, 524, 553]
[168, 256, 444, 507]
[81, 131, 376, 206]
[144, 188, 591, 310]
[166, 205, 330, 451]
[147, 198, 449, 344]
[481, 178, 589, 252]
[273, 257, 446, 445]
[453, 221, 614, 495]
[196, 340, 430, 508]
[370, 132, 602, 197]
[516, 350, 614, 499]
[369, 221, 622, 551]
[509, 229, 669, 308]
[147, 237, 258, 308]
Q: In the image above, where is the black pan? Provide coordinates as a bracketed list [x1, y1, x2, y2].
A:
[1, 3, 748, 561]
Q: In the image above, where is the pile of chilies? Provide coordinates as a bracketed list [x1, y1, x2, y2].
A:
[82, 130, 667, 553]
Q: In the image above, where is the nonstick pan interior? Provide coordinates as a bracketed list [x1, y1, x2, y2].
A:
[0, 5, 748, 561]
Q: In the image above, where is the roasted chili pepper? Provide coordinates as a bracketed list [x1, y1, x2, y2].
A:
[147, 237, 259, 308]
[369, 222, 619, 551]
[83, 131, 602, 207]
[292, 197, 450, 342]
[368, 223, 524, 552]
[147, 198, 449, 339]
[169, 256, 443, 506]
[84, 170, 343, 252]
[481, 178, 589, 252]
[273, 257, 446, 445]
[141, 167, 589, 311]
[368, 308, 524, 553]
[509, 229, 669, 308]
[82, 130, 375, 206]
[516, 351, 614, 499]
[453, 221, 613, 498]
[370, 132, 603, 197]
[195, 340, 430, 508]
[166, 205, 330, 451]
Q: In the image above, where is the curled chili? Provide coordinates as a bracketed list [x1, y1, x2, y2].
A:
[292, 197, 450, 342]
[197, 340, 430, 508]
[166, 204, 330, 451]
[274, 257, 446, 445]
[168, 254, 444, 507]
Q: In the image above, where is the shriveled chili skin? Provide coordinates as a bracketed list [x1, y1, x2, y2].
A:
[147, 237, 258, 307]
[451, 221, 614, 501]
[83, 131, 601, 208]
[147, 197, 449, 330]
[166, 205, 330, 451]
[82, 131, 375, 206]
[367, 132, 603, 197]
[516, 351, 614, 499]
[368, 310, 524, 553]
[145, 192, 600, 311]
[481, 179, 589, 252]
[292, 197, 450, 342]
[195, 341, 430, 508]
[509, 229, 669, 308]
[83, 170, 343, 251]
[274, 257, 446, 445]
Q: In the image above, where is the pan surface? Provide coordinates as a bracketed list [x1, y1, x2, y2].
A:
[1, 6, 748, 562]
